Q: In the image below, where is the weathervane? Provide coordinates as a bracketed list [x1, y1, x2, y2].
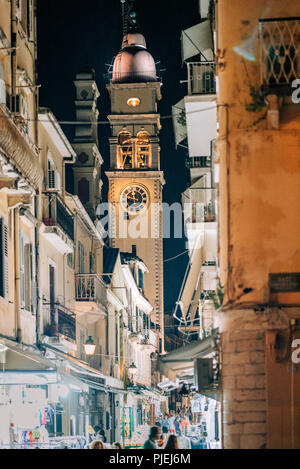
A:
[120, 0, 140, 36]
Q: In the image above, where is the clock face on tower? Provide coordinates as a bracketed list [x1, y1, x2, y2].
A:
[120, 184, 149, 214]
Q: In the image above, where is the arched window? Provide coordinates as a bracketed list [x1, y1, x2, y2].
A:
[118, 131, 133, 169]
[117, 130, 151, 169]
[136, 131, 150, 169]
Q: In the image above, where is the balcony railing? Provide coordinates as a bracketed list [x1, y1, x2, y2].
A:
[43, 192, 74, 242]
[185, 156, 211, 169]
[187, 62, 216, 95]
[75, 274, 107, 309]
[44, 303, 76, 343]
[259, 18, 300, 93]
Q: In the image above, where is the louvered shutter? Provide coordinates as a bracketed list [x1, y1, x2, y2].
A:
[3, 223, 8, 298]
[30, 244, 36, 313]
[19, 234, 25, 308]
[0, 218, 3, 297]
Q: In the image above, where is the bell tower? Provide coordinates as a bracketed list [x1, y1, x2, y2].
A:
[73, 66, 103, 220]
[106, 1, 165, 351]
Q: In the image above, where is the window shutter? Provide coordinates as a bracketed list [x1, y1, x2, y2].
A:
[48, 167, 56, 189]
[3, 223, 8, 298]
[30, 244, 36, 313]
[19, 234, 25, 308]
[0, 219, 3, 297]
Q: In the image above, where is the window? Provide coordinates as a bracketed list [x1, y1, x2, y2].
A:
[0, 219, 8, 299]
[138, 268, 144, 292]
[260, 18, 300, 89]
[19, 0, 34, 39]
[20, 234, 34, 311]
[47, 152, 60, 190]
[117, 131, 151, 169]
[89, 252, 95, 274]
[0, 63, 5, 105]
[67, 252, 74, 269]
[78, 242, 85, 273]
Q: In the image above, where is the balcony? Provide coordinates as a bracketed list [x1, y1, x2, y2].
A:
[185, 156, 211, 169]
[75, 274, 107, 321]
[187, 62, 216, 96]
[259, 18, 300, 95]
[43, 303, 76, 352]
[186, 202, 216, 224]
[140, 330, 158, 350]
[42, 192, 74, 254]
[0, 105, 43, 189]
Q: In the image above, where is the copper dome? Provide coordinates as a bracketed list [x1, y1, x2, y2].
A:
[112, 33, 157, 84]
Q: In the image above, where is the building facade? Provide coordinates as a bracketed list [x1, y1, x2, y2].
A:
[0, 0, 166, 449]
[214, 0, 300, 449]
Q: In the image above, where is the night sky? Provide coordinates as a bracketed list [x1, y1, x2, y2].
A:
[37, 0, 200, 314]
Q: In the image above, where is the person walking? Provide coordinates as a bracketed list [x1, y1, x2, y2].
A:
[168, 412, 176, 434]
[180, 415, 190, 436]
[174, 416, 181, 436]
[143, 426, 161, 449]
[165, 435, 179, 449]
[161, 414, 169, 436]
[113, 442, 122, 449]
[90, 440, 105, 449]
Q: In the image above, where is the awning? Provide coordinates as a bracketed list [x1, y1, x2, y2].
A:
[0, 341, 58, 385]
[44, 344, 125, 394]
[181, 20, 213, 62]
[185, 95, 217, 156]
[172, 99, 187, 148]
[158, 332, 218, 382]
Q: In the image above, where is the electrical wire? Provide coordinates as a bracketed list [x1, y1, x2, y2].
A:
[163, 249, 189, 263]
[0, 104, 221, 127]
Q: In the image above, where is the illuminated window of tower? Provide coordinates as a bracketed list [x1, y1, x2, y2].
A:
[118, 131, 133, 169]
[136, 131, 150, 169]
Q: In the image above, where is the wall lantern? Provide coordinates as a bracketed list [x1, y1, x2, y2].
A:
[84, 336, 96, 356]
[127, 97, 141, 107]
[128, 362, 138, 376]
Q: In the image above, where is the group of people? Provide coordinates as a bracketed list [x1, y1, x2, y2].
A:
[89, 410, 192, 450]
[143, 426, 179, 450]
[90, 440, 122, 450]
[142, 411, 192, 449]
[159, 411, 191, 437]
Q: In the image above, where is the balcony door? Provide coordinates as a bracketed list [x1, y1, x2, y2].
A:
[49, 263, 58, 335]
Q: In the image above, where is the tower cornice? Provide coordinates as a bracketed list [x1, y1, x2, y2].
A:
[105, 170, 165, 185]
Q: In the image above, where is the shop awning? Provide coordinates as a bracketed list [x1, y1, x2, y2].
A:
[172, 99, 188, 148]
[181, 20, 213, 62]
[0, 341, 57, 385]
[44, 344, 125, 394]
[158, 332, 218, 382]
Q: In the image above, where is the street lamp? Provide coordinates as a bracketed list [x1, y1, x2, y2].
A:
[84, 336, 96, 356]
[128, 362, 137, 376]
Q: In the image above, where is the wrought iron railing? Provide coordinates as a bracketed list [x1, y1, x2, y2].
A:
[44, 303, 76, 343]
[43, 192, 74, 241]
[259, 18, 300, 91]
[185, 156, 211, 169]
[187, 61, 216, 95]
[75, 274, 107, 309]
[140, 329, 158, 348]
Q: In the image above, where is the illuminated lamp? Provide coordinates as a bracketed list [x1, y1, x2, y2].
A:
[127, 97, 141, 107]
[128, 362, 137, 376]
[84, 336, 96, 356]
